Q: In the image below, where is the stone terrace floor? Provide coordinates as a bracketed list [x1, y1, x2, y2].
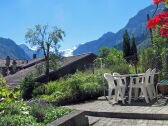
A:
[87, 116, 168, 126]
[65, 96, 168, 126]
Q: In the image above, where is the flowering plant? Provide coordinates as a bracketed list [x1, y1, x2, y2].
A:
[153, 0, 165, 5]
[147, 0, 168, 37]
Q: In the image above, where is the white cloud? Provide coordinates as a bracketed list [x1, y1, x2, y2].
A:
[60, 46, 77, 57]
[29, 46, 38, 51]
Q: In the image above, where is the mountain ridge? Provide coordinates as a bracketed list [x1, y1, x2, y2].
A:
[0, 37, 30, 59]
[73, 4, 164, 55]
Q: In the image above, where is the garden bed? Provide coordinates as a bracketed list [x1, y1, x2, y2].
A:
[0, 100, 72, 126]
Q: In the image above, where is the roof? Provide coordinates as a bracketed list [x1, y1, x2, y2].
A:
[0, 57, 45, 68]
[0, 59, 27, 67]
[22, 57, 45, 69]
[5, 53, 97, 88]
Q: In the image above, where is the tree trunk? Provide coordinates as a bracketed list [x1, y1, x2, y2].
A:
[135, 64, 138, 74]
[147, 14, 153, 45]
[45, 56, 50, 82]
[45, 44, 50, 82]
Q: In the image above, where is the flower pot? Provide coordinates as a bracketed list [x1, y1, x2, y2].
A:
[158, 84, 168, 95]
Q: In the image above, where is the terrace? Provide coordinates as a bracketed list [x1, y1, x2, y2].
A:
[62, 96, 168, 126]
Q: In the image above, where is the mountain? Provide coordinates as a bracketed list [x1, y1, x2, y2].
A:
[60, 46, 78, 57]
[20, 44, 76, 58]
[73, 4, 164, 55]
[73, 32, 115, 54]
[19, 44, 35, 58]
[0, 37, 30, 59]
[19, 44, 44, 59]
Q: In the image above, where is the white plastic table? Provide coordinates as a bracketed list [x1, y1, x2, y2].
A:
[113, 72, 159, 103]
[112, 73, 145, 103]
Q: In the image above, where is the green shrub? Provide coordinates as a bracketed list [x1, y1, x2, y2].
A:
[38, 71, 105, 104]
[0, 80, 21, 112]
[1, 101, 30, 116]
[44, 107, 72, 124]
[33, 85, 46, 97]
[0, 114, 43, 126]
[45, 81, 62, 95]
[29, 103, 72, 124]
[0, 100, 72, 125]
[21, 73, 35, 100]
[0, 78, 20, 100]
[0, 77, 6, 85]
[110, 63, 130, 74]
[4, 102, 21, 115]
[30, 103, 46, 122]
[20, 73, 45, 100]
[0, 100, 44, 126]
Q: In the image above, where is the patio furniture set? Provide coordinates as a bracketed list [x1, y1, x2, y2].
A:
[104, 68, 158, 104]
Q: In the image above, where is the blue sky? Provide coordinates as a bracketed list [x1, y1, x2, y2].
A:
[0, 0, 152, 50]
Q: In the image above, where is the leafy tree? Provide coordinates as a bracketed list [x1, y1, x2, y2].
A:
[123, 30, 131, 62]
[98, 47, 128, 69]
[99, 46, 110, 58]
[131, 35, 138, 73]
[25, 24, 65, 81]
[152, 27, 168, 74]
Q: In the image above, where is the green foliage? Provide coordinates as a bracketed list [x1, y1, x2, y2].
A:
[1, 101, 31, 118]
[98, 46, 110, 58]
[44, 106, 72, 124]
[139, 48, 156, 72]
[152, 27, 167, 51]
[98, 47, 132, 74]
[30, 103, 46, 122]
[0, 77, 6, 85]
[139, 27, 167, 72]
[131, 36, 137, 56]
[98, 47, 125, 67]
[0, 115, 43, 126]
[33, 85, 46, 97]
[110, 63, 129, 74]
[0, 99, 71, 125]
[38, 71, 105, 103]
[34, 63, 45, 77]
[131, 35, 138, 63]
[25, 24, 65, 79]
[29, 103, 72, 124]
[130, 35, 138, 73]
[123, 30, 131, 62]
[0, 100, 43, 126]
[21, 73, 47, 99]
[4, 102, 22, 115]
[151, 27, 168, 79]
[21, 73, 35, 100]
[0, 77, 71, 125]
[49, 54, 60, 71]
[0, 78, 21, 111]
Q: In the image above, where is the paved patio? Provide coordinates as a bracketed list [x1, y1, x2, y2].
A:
[87, 116, 168, 126]
[66, 97, 168, 115]
[65, 96, 168, 126]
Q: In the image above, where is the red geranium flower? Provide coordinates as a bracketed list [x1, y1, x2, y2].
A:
[160, 23, 168, 37]
[147, 17, 161, 29]
[148, 0, 168, 38]
[153, 0, 165, 5]
[147, 11, 168, 29]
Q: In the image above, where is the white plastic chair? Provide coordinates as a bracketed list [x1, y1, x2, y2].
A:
[113, 72, 126, 100]
[146, 68, 156, 100]
[128, 69, 151, 104]
[104, 73, 125, 104]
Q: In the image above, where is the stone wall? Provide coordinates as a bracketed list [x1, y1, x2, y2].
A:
[47, 111, 89, 126]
